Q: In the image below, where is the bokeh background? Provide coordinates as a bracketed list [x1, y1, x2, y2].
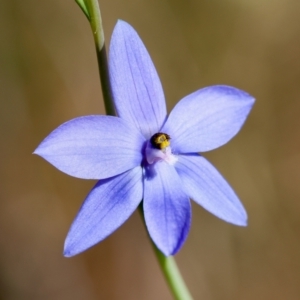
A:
[1, 0, 300, 299]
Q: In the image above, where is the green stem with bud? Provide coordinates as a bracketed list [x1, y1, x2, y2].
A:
[77, 0, 115, 115]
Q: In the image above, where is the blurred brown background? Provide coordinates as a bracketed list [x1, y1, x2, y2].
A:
[0, 0, 300, 299]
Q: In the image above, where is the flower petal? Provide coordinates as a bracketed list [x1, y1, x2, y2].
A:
[175, 154, 247, 226]
[143, 161, 191, 256]
[64, 166, 143, 257]
[162, 85, 255, 153]
[34, 116, 145, 179]
[109, 20, 167, 139]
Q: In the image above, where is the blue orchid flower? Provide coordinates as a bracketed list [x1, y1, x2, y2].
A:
[34, 20, 255, 257]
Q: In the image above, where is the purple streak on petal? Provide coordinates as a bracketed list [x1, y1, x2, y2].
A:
[64, 166, 143, 257]
[162, 85, 255, 153]
[109, 20, 167, 139]
[34, 116, 145, 179]
[175, 154, 247, 226]
[143, 161, 191, 256]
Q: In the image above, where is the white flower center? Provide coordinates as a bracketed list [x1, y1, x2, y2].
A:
[145, 133, 177, 165]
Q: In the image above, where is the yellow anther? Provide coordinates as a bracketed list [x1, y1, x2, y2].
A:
[150, 133, 171, 150]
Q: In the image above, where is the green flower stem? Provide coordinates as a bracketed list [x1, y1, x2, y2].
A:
[153, 246, 194, 300]
[139, 205, 194, 300]
[76, 0, 115, 116]
[75, 1, 193, 299]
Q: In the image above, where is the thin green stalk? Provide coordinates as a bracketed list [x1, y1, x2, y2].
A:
[139, 205, 193, 300]
[76, 0, 115, 115]
[84, 0, 104, 51]
[153, 246, 193, 300]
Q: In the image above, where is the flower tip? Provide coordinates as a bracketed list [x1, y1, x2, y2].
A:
[241, 208, 248, 226]
[33, 141, 47, 157]
[115, 19, 130, 30]
[153, 237, 186, 257]
[233, 213, 248, 227]
[219, 212, 248, 227]
[161, 245, 181, 257]
[32, 147, 40, 156]
[215, 84, 255, 106]
[114, 19, 139, 38]
[240, 217, 248, 227]
[63, 250, 73, 258]
[158, 246, 174, 257]
[246, 94, 255, 109]
[63, 243, 78, 258]
[33, 144, 49, 161]
[63, 236, 77, 257]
